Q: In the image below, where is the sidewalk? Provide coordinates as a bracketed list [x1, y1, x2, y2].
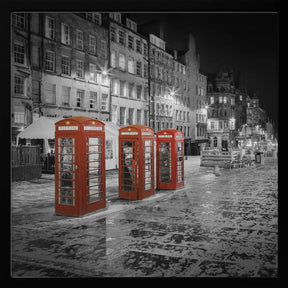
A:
[11, 156, 278, 277]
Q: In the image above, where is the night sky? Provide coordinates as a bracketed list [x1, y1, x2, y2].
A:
[130, 12, 278, 131]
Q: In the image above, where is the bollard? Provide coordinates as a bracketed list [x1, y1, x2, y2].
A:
[214, 164, 221, 176]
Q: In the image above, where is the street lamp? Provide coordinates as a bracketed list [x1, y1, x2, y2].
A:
[95, 63, 113, 121]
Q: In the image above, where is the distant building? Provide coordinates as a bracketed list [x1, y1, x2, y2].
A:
[206, 68, 237, 149]
[105, 12, 149, 127]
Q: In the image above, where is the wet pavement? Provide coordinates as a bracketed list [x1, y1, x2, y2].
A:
[11, 156, 278, 277]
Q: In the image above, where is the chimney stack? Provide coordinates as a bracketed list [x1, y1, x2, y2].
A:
[174, 50, 178, 60]
[159, 23, 164, 40]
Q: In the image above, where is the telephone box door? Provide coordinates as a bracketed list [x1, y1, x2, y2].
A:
[177, 141, 184, 185]
[158, 141, 172, 185]
[119, 139, 138, 200]
[56, 136, 79, 216]
[142, 139, 154, 199]
[84, 135, 105, 213]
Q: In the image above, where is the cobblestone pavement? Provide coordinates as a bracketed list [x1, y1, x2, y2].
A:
[11, 157, 278, 277]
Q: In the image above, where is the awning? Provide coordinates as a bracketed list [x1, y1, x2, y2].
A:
[16, 116, 120, 146]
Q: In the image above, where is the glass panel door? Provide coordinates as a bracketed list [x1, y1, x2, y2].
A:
[177, 142, 184, 183]
[86, 137, 103, 203]
[121, 140, 137, 192]
[58, 137, 75, 205]
[159, 142, 171, 183]
[144, 140, 153, 190]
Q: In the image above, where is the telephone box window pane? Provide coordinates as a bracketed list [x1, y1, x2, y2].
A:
[144, 140, 153, 190]
[177, 142, 184, 182]
[159, 142, 171, 183]
[86, 137, 103, 203]
[58, 137, 75, 205]
[121, 141, 136, 192]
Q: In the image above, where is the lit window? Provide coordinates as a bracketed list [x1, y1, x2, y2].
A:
[219, 96, 223, 103]
[223, 96, 227, 104]
[100, 40, 107, 56]
[89, 63, 97, 82]
[239, 95, 243, 101]
[119, 54, 125, 70]
[93, 13, 101, 25]
[136, 85, 142, 99]
[111, 51, 116, 68]
[101, 94, 108, 111]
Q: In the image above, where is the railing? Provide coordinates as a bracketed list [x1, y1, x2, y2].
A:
[41, 154, 55, 173]
[12, 145, 41, 168]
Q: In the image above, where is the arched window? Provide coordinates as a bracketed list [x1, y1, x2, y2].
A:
[213, 137, 218, 147]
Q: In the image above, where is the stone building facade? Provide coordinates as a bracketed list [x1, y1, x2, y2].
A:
[106, 13, 149, 127]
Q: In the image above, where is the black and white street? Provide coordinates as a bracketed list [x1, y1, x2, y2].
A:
[11, 156, 278, 277]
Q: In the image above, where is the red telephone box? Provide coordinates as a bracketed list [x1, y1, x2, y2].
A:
[119, 125, 154, 200]
[55, 116, 106, 216]
[156, 129, 184, 190]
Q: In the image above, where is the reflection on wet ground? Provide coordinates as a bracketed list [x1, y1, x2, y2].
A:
[11, 158, 278, 277]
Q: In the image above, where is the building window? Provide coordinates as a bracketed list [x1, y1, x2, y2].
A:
[128, 35, 134, 49]
[45, 50, 55, 72]
[210, 96, 214, 104]
[14, 75, 25, 95]
[110, 26, 116, 42]
[89, 91, 97, 109]
[61, 55, 70, 76]
[239, 95, 243, 101]
[62, 86, 71, 106]
[89, 63, 97, 82]
[211, 121, 215, 130]
[143, 43, 148, 56]
[136, 39, 142, 54]
[136, 61, 142, 76]
[100, 40, 107, 56]
[128, 58, 134, 73]
[137, 109, 141, 124]
[93, 13, 101, 25]
[14, 42, 25, 65]
[118, 30, 125, 45]
[112, 79, 119, 95]
[136, 85, 142, 99]
[76, 89, 85, 108]
[223, 96, 227, 104]
[76, 30, 83, 50]
[219, 96, 223, 103]
[144, 63, 148, 78]
[76, 60, 84, 79]
[101, 94, 108, 111]
[120, 107, 125, 125]
[61, 23, 70, 45]
[86, 12, 93, 21]
[128, 83, 134, 98]
[119, 54, 125, 70]
[45, 16, 55, 39]
[14, 108, 25, 124]
[144, 87, 148, 100]
[213, 137, 218, 147]
[13, 13, 25, 29]
[111, 51, 116, 68]
[45, 83, 56, 104]
[89, 35, 96, 55]
[231, 97, 235, 105]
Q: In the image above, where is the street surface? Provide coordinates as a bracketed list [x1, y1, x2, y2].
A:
[11, 156, 278, 277]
